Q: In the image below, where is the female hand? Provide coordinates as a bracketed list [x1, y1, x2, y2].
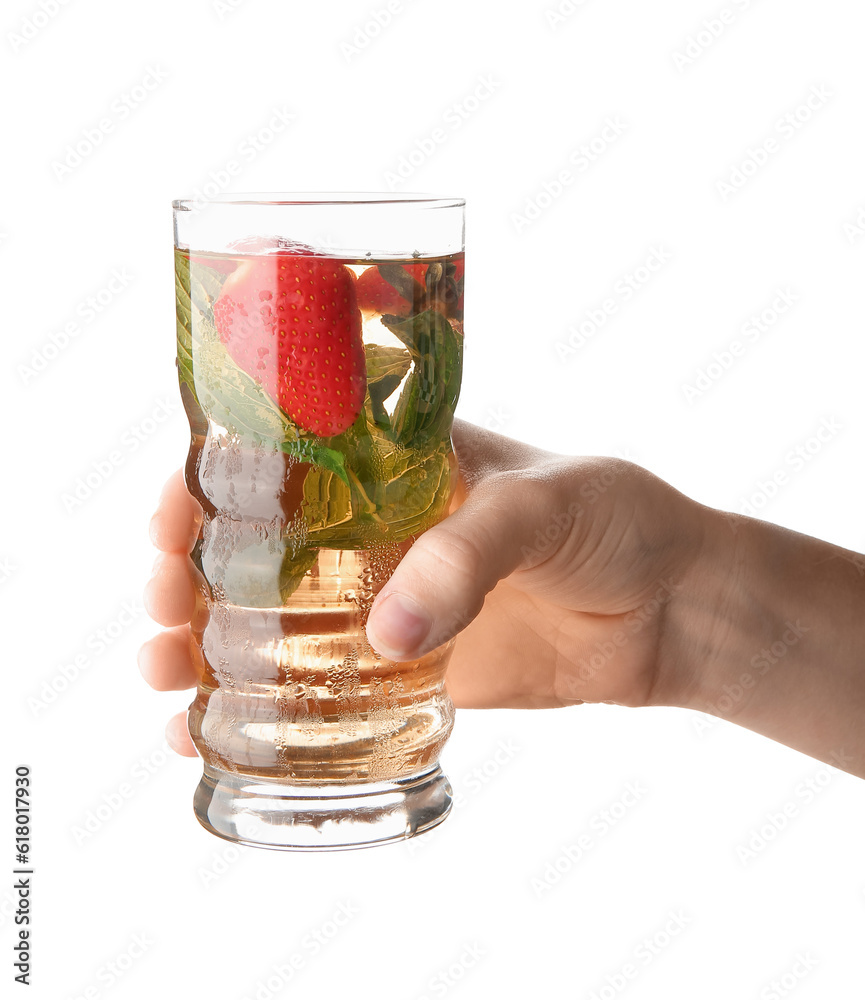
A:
[140, 421, 711, 755]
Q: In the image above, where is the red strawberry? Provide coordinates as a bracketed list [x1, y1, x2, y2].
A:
[213, 253, 366, 437]
[355, 262, 428, 316]
[355, 259, 465, 317]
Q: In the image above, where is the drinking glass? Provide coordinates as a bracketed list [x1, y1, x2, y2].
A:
[172, 194, 465, 850]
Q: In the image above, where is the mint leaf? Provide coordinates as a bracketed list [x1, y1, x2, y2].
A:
[365, 343, 412, 386]
[174, 253, 197, 403]
[301, 465, 353, 535]
[280, 439, 348, 481]
[381, 309, 463, 444]
[372, 441, 452, 536]
[205, 537, 315, 608]
[279, 547, 317, 603]
[365, 343, 412, 429]
[378, 263, 425, 307]
[391, 365, 420, 440]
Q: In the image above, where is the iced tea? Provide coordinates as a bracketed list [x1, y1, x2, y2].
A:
[174, 244, 464, 785]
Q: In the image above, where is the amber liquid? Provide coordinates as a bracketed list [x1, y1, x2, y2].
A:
[180, 251, 462, 784]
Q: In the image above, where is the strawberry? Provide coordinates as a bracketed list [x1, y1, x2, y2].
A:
[355, 262, 428, 316]
[355, 259, 464, 317]
[212, 253, 366, 437]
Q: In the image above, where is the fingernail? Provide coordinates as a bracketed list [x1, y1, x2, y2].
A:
[369, 593, 432, 659]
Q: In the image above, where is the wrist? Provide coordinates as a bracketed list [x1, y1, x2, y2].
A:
[656, 501, 865, 776]
[651, 502, 764, 714]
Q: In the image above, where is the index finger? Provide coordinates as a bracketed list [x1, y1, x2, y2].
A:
[149, 469, 203, 554]
[451, 420, 551, 490]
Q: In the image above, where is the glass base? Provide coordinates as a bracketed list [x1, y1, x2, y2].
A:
[193, 763, 453, 851]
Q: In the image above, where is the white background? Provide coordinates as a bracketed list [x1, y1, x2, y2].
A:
[3, 0, 865, 997]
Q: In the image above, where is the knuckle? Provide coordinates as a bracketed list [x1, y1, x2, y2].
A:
[413, 527, 485, 591]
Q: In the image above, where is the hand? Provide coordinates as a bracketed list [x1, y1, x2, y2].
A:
[140, 421, 713, 756]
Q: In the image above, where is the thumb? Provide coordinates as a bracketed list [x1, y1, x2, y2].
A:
[366, 474, 558, 660]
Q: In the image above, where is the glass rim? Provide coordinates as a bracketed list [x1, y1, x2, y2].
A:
[172, 192, 465, 210]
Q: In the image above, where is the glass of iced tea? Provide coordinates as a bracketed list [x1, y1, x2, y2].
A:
[172, 194, 465, 850]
